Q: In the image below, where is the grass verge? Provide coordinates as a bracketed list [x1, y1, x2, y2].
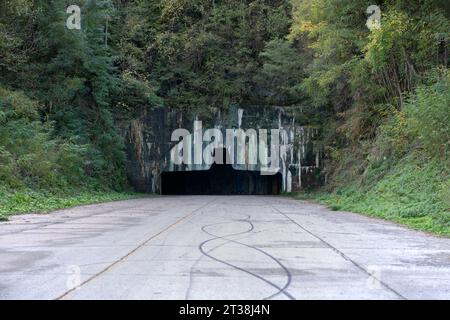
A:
[0, 188, 147, 221]
[287, 156, 449, 237]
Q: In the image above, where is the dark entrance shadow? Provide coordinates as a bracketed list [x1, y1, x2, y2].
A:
[161, 148, 281, 195]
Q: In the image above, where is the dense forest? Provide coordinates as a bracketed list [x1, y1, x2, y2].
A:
[0, 0, 449, 234]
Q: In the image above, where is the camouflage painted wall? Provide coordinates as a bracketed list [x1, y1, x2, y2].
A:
[123, 106, 323, 193]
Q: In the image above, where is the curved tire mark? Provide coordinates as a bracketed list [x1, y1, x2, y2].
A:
[197, 219, 294, 300]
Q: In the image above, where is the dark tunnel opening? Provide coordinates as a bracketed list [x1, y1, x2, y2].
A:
[160, 148, 281, 195]
[161, 164, 281, 195]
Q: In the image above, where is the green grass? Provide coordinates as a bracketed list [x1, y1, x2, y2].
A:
[289, 155, 450, 237]
[0, 187, 147, 221]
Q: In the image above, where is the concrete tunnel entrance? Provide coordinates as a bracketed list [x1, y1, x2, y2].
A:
[160, 148, 282, 195]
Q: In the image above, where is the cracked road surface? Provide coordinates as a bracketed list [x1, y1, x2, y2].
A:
[0, 196, 449, 300]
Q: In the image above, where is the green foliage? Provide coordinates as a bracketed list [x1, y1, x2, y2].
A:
[371, 69, 450, 162]
[142, 0, 293, 112]
[0, 186, 145, 220]
[310, 71, 450, 237]
[1, 0, 449, 228]
[0, 87, 87, 190]
[404, 70, 450, 157]
[312, 153, 449, 236]
[289, 0, 449, 142]
[0, 0, 164, 196]
[255, 38, 305, 105]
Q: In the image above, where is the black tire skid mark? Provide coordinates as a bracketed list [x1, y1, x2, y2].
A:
[185, 215, 254, 299]
[197, 219, 295, 300]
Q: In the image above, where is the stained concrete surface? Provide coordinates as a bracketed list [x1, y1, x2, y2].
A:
[0, 196, 448, 300]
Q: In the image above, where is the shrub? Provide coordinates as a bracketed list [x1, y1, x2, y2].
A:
[371, 69, 450, 164]
[0, 87, 93, 190]
[404, 69, 450, 158]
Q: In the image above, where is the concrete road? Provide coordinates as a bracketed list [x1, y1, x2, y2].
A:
[0, 196, 449, 300]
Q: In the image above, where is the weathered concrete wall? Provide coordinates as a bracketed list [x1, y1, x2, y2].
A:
[123, 106, 323, 193]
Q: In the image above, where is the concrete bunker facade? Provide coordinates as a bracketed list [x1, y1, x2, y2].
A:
[124, 106, 323, 194]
